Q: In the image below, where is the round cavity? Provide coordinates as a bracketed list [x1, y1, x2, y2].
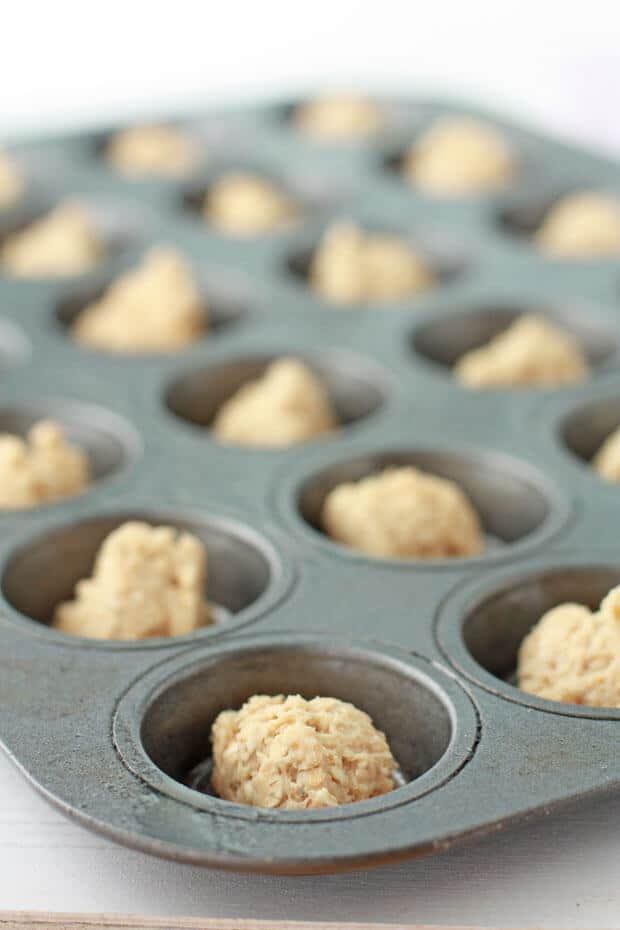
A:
[296, 448, 557, 560]
[286, 231, 461, 304]
[561, 395, 620, 467]
[496, 187, 605, 244]
[2, 510, 275, 639]
[412, 304, 615, 378]
[55, 269, 245, 348]
[0, 399, 138, 501]
[130, 640, 470, 819]
[164, 351, 386, 436]
[448, 563, 620, 717]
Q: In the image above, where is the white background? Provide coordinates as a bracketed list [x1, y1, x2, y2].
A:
[1, 1, 620, 923]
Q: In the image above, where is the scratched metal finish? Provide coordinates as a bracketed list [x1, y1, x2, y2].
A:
[0, 95, 619, 874]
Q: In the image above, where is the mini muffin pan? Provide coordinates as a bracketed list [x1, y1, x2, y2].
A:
[1, 94, 620, 874]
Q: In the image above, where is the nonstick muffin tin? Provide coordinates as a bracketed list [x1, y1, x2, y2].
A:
[2, 94, 620, 874]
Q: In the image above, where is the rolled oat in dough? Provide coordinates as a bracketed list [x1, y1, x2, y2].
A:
[454, 314, 589, 388]
[211, 694, 395, 809]
[593, 427, 620, 482]
[0, 151, 24, 209]
[0, 419, 89, 509]
[517, 585, 620, 707]
[53, 521, 213, 640]
[322, 465, 484, 559]
[205, 172, 296, 235]
[212, 357, 337, 447]
[0, 201, 101, 278]
[403, 116, 515, 195]
[310, 221, 434, 305]
[293, 95, 381, 139]
[106, 124, 198, 177]
[72, 247, 204, 353]
[534, 191, 620, 257]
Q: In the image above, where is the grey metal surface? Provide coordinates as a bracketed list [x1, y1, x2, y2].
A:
[0, 95, 620, 874]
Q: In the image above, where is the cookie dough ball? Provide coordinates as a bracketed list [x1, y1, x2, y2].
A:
[293, 95, 381, 140]
[0, 150, 24, 209]
[593, 427, 620, 482]
[403, 116, 515, 195]
[205, 172, 296, 235]
[0, 419, 89, 509]
[212, 358, 338, 447]
[322, 465, 484, 559]
[517, 585, 620, 707]
[310, 221, 434, 305]
[534, 191, 620, 258]
[106, 124, 198, 178]
[72, 247, 204, 353]
[454, 314, 589, 388]
[211, 694, 395, 809]
[53, 521, 213, 640]
[0, 201, 102, 278]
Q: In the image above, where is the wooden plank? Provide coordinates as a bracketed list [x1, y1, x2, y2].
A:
[0, 916, 435, 930]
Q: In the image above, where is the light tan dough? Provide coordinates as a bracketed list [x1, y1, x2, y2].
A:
[517, 585, 620, 707]
[72, 247, 204, 353]
[310, 221, 434, 305]
[403, 116, 515, 195]
[454, 314, 589, 388]
[212, 357, 337, 447]
[211, 694, 395, 809]
[322, 465, 484, 559]
[53, 521, 213, 640]
[293, 95, 381, 140]
[593, 427, 620, 482]
[0, 150, 24, 209]
[534, 191, 620, 257]
[0, 419, 89, 509]
[205, 172, 297, 235]
[106, 124, 198, 177]
[0, 201, 101, 277]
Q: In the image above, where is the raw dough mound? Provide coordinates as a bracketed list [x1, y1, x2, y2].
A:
[0, 201, 101, 277]
[0, 419, 89, 509]
[454, 314, 589, 388]
[310, 221, 434, 304]
[106, 124, 198, 177]
[212, 358, 337, 447]
[322, 465, 484, 559]
[293, 95, 381, 139]
[205, 172, 296, 235]
[0, 151, 23, 209]
[211, 694, 395, 809]
[53, 521, 213, 640]
[72, 247, 204, 353]
[404, 116, 515, 195]
[593, 427, 620, 482]
[534, 191, 620, 257]
[517, 585, 620, 707]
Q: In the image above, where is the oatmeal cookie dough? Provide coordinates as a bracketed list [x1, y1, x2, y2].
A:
[592, 427, 620, 482]
[534, 191, 620, 257]
[454, 314, 589, 388]
[72, 247, 204, 353]
[403, 116, 515, 195]
[293, 94, 381, 140]
[322, 465, 484, 559]
[53, 521, 213, 640]
[211, 694, 395, 809]
[205, 172, 297, 235]
[0, 201, 102, 277]
[310, 221, 434, 304]
[0, 419, 89, 509]
[0, 150, 24, 209]
[517, 584, 620, 707]
[212, 357, 337, 447]
[106, 124, 198, 178]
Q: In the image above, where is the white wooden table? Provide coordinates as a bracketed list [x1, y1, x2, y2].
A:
[1, 750, 618, 926]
